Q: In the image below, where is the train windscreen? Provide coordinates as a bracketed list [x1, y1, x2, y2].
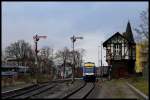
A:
[85, 67, 94, 73]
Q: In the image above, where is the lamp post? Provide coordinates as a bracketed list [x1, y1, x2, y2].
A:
[70, 35, 83, 83]
[101, 41, 103, 68]
[98, 45, 100, 77]
[100, 41, 103, 79]
[98, 46, 100, 67]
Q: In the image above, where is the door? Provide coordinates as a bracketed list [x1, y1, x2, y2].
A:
[118, 67, 128, 78]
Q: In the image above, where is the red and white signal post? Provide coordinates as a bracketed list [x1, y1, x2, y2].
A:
[33, 34, 47, 83]
[33, 34, 47, 60]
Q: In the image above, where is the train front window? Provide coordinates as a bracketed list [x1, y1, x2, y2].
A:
[85, 68, 93, 73]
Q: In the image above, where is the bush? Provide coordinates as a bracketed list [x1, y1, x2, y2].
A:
[36, 74, 50, 83]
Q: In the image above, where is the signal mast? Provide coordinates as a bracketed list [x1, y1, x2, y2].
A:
[33, 34, 47, 83]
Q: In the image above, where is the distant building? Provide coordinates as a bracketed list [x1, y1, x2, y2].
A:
[135, 43, 143, 73]
[1, 64, 18, 77]
[103, 22, 136, 78]
[96, 66, 111, 77]
[5, 57, 19, 66]
[75, 67, 82, 78]
[56, 63, 72, 79]
[61, 63, 72, 78]
[135, 40, 149, 77]
[2, 64, 30, 76]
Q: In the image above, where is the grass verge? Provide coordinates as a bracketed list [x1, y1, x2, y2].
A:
[127, 77, 149, 96]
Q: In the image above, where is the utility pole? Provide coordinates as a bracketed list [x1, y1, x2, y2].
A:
[101, 41, 103, 67]
[98, 46, 100, 67]
[51, 48, 54, 80]
[51, 48, 53, 65]
[98, 46, 100, 78]
[70, 35, 83, 83]
[101, 41, 103, 78]
[100, 41, 104, 76]
[72, 36, 75, 82]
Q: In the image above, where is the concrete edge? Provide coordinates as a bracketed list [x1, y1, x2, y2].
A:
[126, 82, 148, 100]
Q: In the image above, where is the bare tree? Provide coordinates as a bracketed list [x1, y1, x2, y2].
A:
[78, 48, 86, 66]
[134, 9, 149, 80]
[39, 47, 54, 75]
[5, 40, 32, 66]
[135, 9, 149, 42]
[2, 50, 7, 64]
[55, 47, 72, 77]
[55, 47, 86, 78]
[40, 47, 53, 59]
[73, 49, 85, 77]
[74, 48, 86, 68]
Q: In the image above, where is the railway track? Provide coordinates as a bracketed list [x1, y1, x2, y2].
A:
[2, 83, 55, 99]
[2, 84, 38, 99]
[2, 79, 71, 99]
[63, 82, 95, 99]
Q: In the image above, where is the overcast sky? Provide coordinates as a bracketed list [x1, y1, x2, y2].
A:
[2, 2, 148, 66]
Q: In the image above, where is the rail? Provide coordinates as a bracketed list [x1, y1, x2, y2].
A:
[2, 79, 72, 99]
[63, 82, 95, 99]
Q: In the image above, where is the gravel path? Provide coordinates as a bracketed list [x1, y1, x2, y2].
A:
[87, 79, 140, 99]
